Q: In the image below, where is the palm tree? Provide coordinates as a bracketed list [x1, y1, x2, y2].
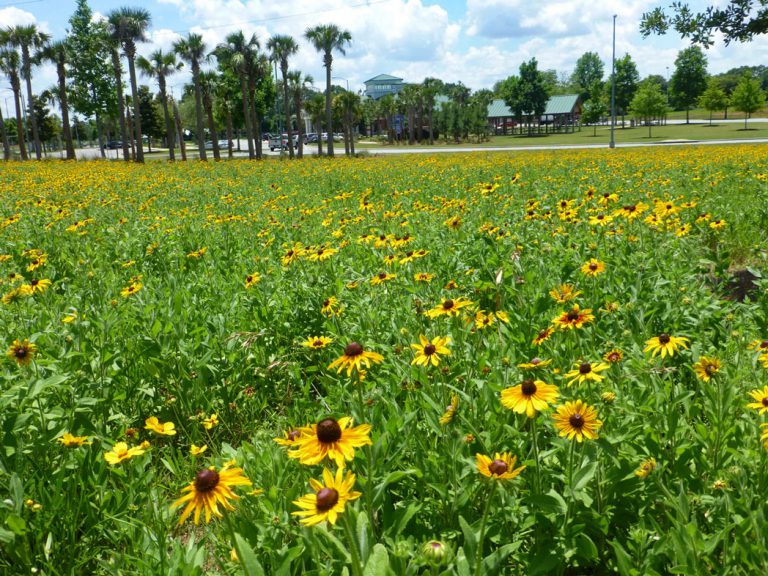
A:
[0, 47, 27, 159]
[214, 32, 259, 160]
[287, 70, 313, 158]
[104, 34, 130, 161]
[337, 90, 361, 155]
[267, 35, 298, 159]
[4, 25, 50, 160]
[107, 7, 151, 163]
[0, 99, 10, 160]
[304, 92, 325, 156]
[422, 77, 442, 145]
[39, 40, 76, 160]
[174, 33, 208, 161]
[198, 70, 221, 160]
[137, 50, 182, 161]
[304, 24, 351, 158]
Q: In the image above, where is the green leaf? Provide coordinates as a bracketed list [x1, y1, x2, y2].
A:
[455, 547, 471, 576]
[363, 543, 390, 576]
[610, 540, 636, 576]
[233, 532, 265, 576]
[28, 374, 69, 400]
[459, 515, 477, 563]
[574, 533, 598, 561]
[372, 469, 422, 506]
[573, 461, 597, 491]
[6, 514, 27, 536]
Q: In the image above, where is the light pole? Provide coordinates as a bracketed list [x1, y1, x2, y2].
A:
[609, 14, 617, 149]
[332, 76, 349, 91]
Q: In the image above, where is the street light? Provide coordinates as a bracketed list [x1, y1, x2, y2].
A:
[332, 76, 349, 91]
[609, 14, 617, 150]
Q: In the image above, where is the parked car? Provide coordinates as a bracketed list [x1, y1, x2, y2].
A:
[269, 133, 298, 151]
[304, 132, 318, 144]
[105, 140, 122, 150]
[261, 132, 272, 141]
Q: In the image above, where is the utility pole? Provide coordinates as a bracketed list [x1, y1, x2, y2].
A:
[610, 14, 617, 149]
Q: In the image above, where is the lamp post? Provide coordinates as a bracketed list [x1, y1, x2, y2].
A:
[332, 76, 349, 91]
[609, 14, 617, 149]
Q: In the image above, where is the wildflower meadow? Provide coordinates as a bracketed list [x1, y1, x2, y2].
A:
[1, 145, 768, 575]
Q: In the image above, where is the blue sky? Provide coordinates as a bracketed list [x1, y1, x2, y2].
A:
[2, 0, 767, 100]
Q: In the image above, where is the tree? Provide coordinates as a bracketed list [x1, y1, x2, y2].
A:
[581, 82, 609, 136]
[67, 0, 117, 158]
[572, 51, 604, 100]
[304, 92, 325, 154]
[304, 24, 351, 158]
[730, 72, 766, 129]
[500, 58, 549, 135]
[336, 90, 360, 155]
[630, 79, 668, 137]
[4, 24, 50, 159]
[0, 47, 27, 159]
[641, 1, 768, 46]
[698, 78, 729, 125]
[39, 40, 76, 159]
[267, 35, 299, 159]
[668, 46, 708, 123]
[108, 7, 151, 163]
[137, 85, 163, 151]
[174, 33, 208, 160]
[138, 50, 183, 160]
[214, 31, 260, 160]
[287, 70, 312, 158]
[421, 77, 442, 145]
[0, 98, 10, 159]
[198, 71, 221, 159]
[612, 54, 640, 125]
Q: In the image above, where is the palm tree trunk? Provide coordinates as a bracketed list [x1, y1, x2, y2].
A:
[316, 116, 323, 156]
[127, 111, 135, 159]
[95, 111, 105, 159]
[21, 47, 42, 160]
[173, 98, 186, 161]
[240, 75, 254, 159]
[0, 104, 10, 160]
[226, 110, 234, 159]
[126, 49, 144, 162]
[111, 49, 130, 162]
[11, 76, 27, 160]
[281, 64, 294, 159]
[205, 98, 220, 160]
[324, 54, 334, 157]
[192, 62, 207, 161]
[294, 94, 304, 159]
[158, 76, 175, 161]
[56, 60, 76, 160]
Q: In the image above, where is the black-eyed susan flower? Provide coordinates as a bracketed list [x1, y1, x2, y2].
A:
[747, 339, 768, 352]
[693, 357, 721, 381]
[644, 333, 689, 358]
[533, 327, 554, 346]
[103, 442, 146, 465]
[288, 416, 372, 468]
[244, 273, 261, 288]
[760, 353, 768, 369]
[301, 336, 333, 349]
[635, 457, 657, 478]
[552, 304, 594, 330]
[439, 394, 459, 425]
[281, 245, 303, 266]
[25, 278, 52, 295]
[425, 297, 472, 318]
[321, 296, 343, 316]
[476, 452, 525, 480]
[549, 283, 582, 303]
[565, 361, 610, 386]
[614, 202, 648, 220]
[190, 444, 208, 456]
[292, 467, 361, 526]
[56, 433, 91, 447]
[171, 464, 252, 525]
[517, 357, 552, 370]
[603, 348, 624, 364]
[145, 416, 176, 436]
[553, 400, 602, 442]
[747, 386, 768, 415]
[120, 282, 142, 297]
[581, 259, 606, 277]
[411, 335, 451, 366]
[7, 339, 37, 366]
[186, 247, 208, 259]
[307, 245, 338, 262]
[501, 379, 559, 418]
[370, 272, 396, 285]
[328, 342, 384, 377]
[468, 310, 495, 330]
[2, 285, 32, 305]
[414, 272, 435, 283]
[709, 219, 727, 230]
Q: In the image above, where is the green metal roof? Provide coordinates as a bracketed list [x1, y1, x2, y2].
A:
[364, 74, 403, 84]
[487, 99, 513, 118]
[544, 94, 580, 115]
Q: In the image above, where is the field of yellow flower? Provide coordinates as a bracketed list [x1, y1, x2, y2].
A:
[1, 146, 768, 575]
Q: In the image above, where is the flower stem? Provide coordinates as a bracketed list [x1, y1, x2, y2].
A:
[531, 417, 542, 495]
[474, 481, 497, 576]
[342, 511, 364, 576]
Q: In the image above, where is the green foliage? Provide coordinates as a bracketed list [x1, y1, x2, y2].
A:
[730, 72, 767, 128]
[630, 79, 669, 137]
[612, 54, 640, 117]
[500, 58, 550, 134]
[699, 78, 730, 124]
[572, 52, 605, 100]
[669, 46, 709, 121]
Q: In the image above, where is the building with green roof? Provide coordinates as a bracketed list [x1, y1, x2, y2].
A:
[488, 94, 582, 134]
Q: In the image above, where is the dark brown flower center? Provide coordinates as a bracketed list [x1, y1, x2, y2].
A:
[246, 276, 253, 282]
[760, 340, 768, 349]
[15, 347, 27, 359]
[424, 344, 436, 355]
[31, 279, 39, 286]
[378, 272, 387, 279]
[762, 397, 768, 407]
[488, 459, 508, 475]
[567, 309, 580, 321]
[537, 329, 549, 339]
[344, 342, 363, 357]
[659, 333, 671, 344]
[443, 299, 455, 310]
[316, 418, 342, 443]
[589, 263, 598, 271]
[625, 205, 636, 212]
[579, 362, 592, 374]
[315, 487, 339, 512]
[705, 364, 716, 376]
[521, 379, 537, 396]
[322, 299, 330, 307]
[313, 339, 324, 347]
[194, 469, 220, 493]
[530, 357, 542, 365]
[287, 429, 300, 441]
[569, 413, 585, 429]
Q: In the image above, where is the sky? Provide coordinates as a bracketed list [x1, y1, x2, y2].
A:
[2, 0, 768, 107]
